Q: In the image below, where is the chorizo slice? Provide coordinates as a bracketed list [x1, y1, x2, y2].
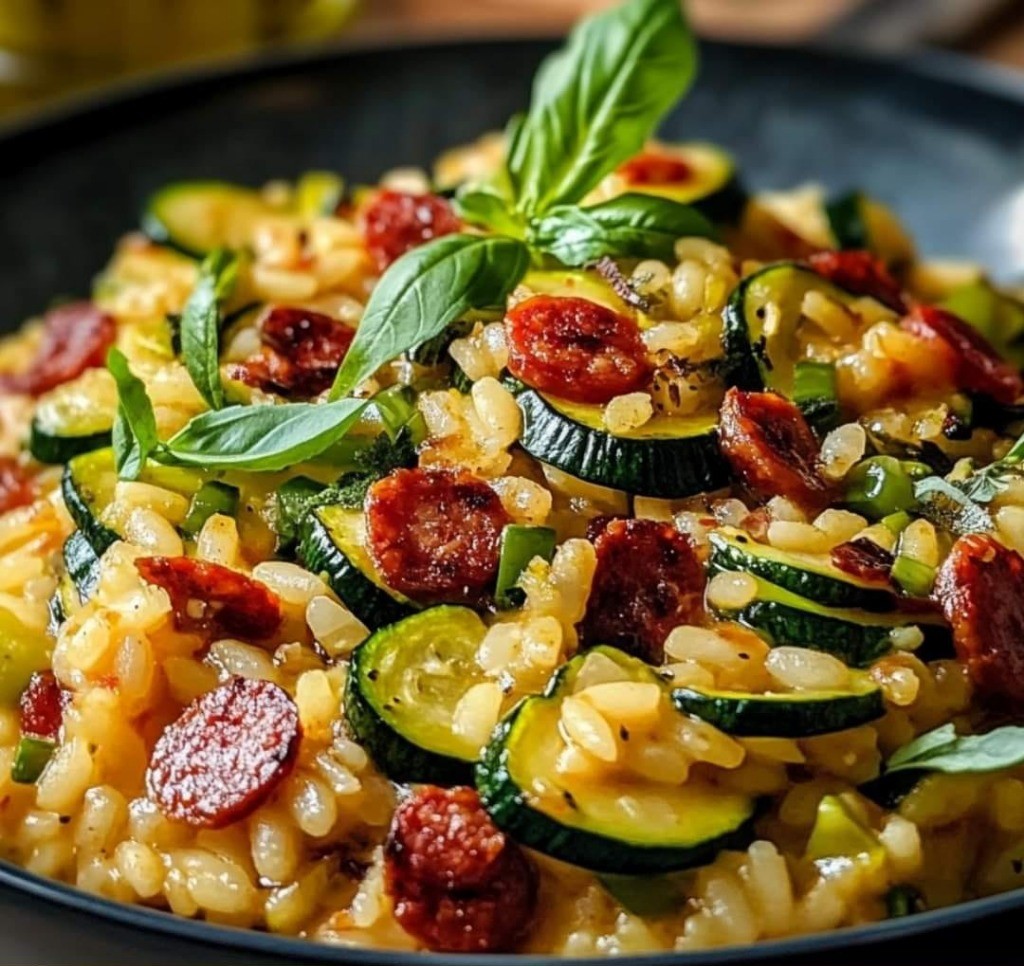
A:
[135, 557, 283, 640]
[505, 295, 652, 405]
[718, 388, 832, 513]
[934, 533, 1024, 703]
[807, 250, 907, 314]
[146, 677, 300, 828]
[227, 305, 354, 397]
[0, 458, 35, 515]
[385, 785, 537, 953]
[901, 305, 1023, 405]
[617, 150, 692, 186]
[19, 670, 69, 741]
[361, 189, 462, 272]
[830, 538, 893, 586]
[366, 467, 509, 604]
[578, 517, 705, 664]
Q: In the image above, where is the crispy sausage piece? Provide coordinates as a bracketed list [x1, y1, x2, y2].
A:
[19, 670, 68, 741]
[227, 306, 354, 397]
[617, 150, 692, 186]
[901, 305, 1023, 405]
[385, 785, 537, 953]
[361, 190, 461, 272]
[505, 295, 651, 405]
[807, 250, 907, 314]
[366, 467, 509, 604]
[830, 538, 894, 585]
[578, 517, 705, 663]
[718, 388, 831, 513]
[135, 557, 283, 640]
[934, 533, 1024, 703]
[0, 458, 35, 515]
[0, 302, 115, 397]
[146, 677, 300, 828]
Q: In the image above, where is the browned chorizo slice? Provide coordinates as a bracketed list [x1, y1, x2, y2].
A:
[361, 189, 462, 272]
[146, 677, 300, 828]
[19, 670, 69, 741]
[385, 785, 537, 953]
[807, 250, 907, 314]
[578, 517, 705, 664]
[365, 467, 509, 604]
[830, 537, 893, 585]
[718, 388, 831, 513]
[0, 458, 35, 515]
[934, 533, 1024, 703]
[135, 557, 283, 640]
[505, 295, 652, 405]
[0, 302, 115, 397]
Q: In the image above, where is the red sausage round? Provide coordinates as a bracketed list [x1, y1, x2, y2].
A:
[361, 190, 461, 272]
[808, 250, 907, 314]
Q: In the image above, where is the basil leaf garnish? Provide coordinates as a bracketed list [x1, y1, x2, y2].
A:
[528, 193, 715, 267]
[181, 248, 240, 410]
[507, 0, 696, 215]
[454, 186, 526, 239]
[164, 399, 368, 472]
[107, 348, 160, 481]
[887, 723, 1024, 775]
[913, 476, 994, 535]
[329, 233, 529, 399]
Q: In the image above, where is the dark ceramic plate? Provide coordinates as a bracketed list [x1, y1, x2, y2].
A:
[0, 35, 1023, 966]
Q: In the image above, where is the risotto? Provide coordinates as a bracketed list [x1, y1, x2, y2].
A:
[2, 0, 1024, 956]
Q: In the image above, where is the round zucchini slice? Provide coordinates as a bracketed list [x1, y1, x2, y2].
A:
[477, 646, 756, 875]
[512, 383, 728, 499]
[708, 527, 897, 612]
[299, 505, 417, 631]
[708, 572, 950, 668]
[673, 674, 884, 738]
[29, 370, 116, 464]
[345, 606, 491, 785]
[142, 181, 274, 258]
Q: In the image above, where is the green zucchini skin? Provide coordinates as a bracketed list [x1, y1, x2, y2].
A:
[672, 683, 884, 738]
[476, 707, 755, 875]
[63, 531, 102, 604]
[343, 648, 474, 787]
[61, 462, 119, 556]
[708, 530, 897, 613]
[513, 385, 729, 499]
[826, 191, 869, 250]
[29, 422, 111, 465]
[692, 174, 748, 226]
[298, 507, 416, 631]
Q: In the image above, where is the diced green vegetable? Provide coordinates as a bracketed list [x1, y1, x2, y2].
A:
[885, 884, 925, 918]
[890, 554, 935, 598]
[495, 525, 557, 608]
[181, 481, 240, 537]
[805, 794, 884, 871]
[0, 608, 51, 706]
[845, 457, 917, 519]
[294, 171, 344, 218]
[11, 736, 56, 784]
[792, 360, 840, 433]
[880, 511, 913, 535]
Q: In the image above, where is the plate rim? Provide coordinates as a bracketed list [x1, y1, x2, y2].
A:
[3, 30, 1024, 964]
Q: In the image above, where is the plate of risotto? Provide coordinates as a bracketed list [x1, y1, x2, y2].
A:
[5, 0, 1024, 961]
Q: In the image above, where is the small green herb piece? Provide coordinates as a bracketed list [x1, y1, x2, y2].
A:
[890, 554, 935, 597]
[11, 735, 56, 784]
[527, 193, 714, 266]
[107, 348, 160, 481]
[885, 884, 926, 919]
[182, 481, 240, 536]
[181, 248, 240, 410]
[913, 475, 994, 535]
[887, 722, 1024, 775]
[164, 398, 368, 472]
[495, 525, 557, 609]
[845, 456, 917, 519]
[276, 476, 329, 549]
[507, 0, 697, 215]
[329, 234, 529, 399]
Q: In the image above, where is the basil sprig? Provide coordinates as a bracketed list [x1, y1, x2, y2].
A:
[528, 193, 715, 267]
[180, 248, 240, 410]
[108, 349, 160, 480]
[887, 723, 1024, 776]
[506, 0, 696, 216]
[329, 233, 529, 399]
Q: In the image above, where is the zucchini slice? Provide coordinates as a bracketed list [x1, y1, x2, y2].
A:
[63, 530, 101, 605]
[345, 606, 490, 785]
[512, 383, 728, 499]
[142, 180, 274, 258]
[29, 371, 116, 464]
[672, 674, 883, 737]
[299, 505, 417, 631]
[722, 261, 897, 394]
[708, 573, 949, 667]
[826, 191, 915, 268]
[477, 647, 756, 875]
[62, 449, 207, 554]
[708, 527, 897, 612]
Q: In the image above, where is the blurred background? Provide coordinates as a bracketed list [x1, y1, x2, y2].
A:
[2, 0, 1024, 118]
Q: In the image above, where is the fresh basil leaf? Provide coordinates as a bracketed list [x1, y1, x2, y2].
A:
[329, 234, 529, 399]
[454, 186, 526, 238]
[913, 475, 994, 535]
[164, 399, 367, 472]
[107, 348, 160, 481]
[887, 723, 1024, 775]
[507, 0, 696, 215]
[181, 248, 240, 410]
[528, 193, 715, 266]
